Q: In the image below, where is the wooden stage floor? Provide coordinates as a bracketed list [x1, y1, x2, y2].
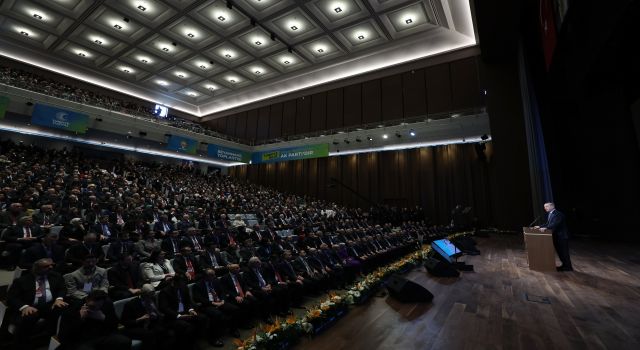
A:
[295, 234, 640, 350]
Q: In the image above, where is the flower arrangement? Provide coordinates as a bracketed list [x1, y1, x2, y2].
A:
[235, 232, 473, 350]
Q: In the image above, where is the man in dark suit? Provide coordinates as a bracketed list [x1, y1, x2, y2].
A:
[157, 275, 209, 350]
[536, 202, 573, 271]
[220, 264, 256, 328]
[199, 241, 228, 275]
[3, 216, 43, 267]
[33, 204, 59, 228]
[7, 258, 69, 348]
[107, 253, 142, 300]
[66, 232, 104, 269]
[172, 246, 201, 282]
[120, 284, 174, 350]
[153, 215, 175, 237]
[19, 231, 66, 269]
[58, 290, 131, 350]
[94, 215, 119, 242]
[160, 230, 181, 258]
[192, 268, 240, 344]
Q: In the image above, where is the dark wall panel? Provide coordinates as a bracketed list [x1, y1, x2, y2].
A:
[380, 75, 404, 121]
[425, 64, 453, 116]
[325, 89, 344, 130]
[234, 112, 247, 140]
[343, 84, 362, 127]
[450, 57, 481, 110]
[281, 100, 297, 137]
[310, 92, 327, 132]
[362, 80, 381, 125]
[295, 97, 311, 134]
[402, 69, 427, 118]
[256, 106, 270, 141]
[225, 115, 237, 137]
[246, 110, 259, 142]
[268, 103, 283, 139]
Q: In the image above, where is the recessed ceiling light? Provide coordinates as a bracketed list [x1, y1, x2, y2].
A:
[187, 33, 194, 38]
[283, 60, 290, 65]
[33, 14, 42, 20]
[94, 39, 102, 45]
[357, 35, 365, 40]
[334, 7, 342, 13]
[20, 31, 29, 36]
[317, 48, 324, 53]
[199, 65, 206, 69]
[138, 5, 146, 11]
[123, 69, 130, 73]
[405, 18, 413, 24]
[290, 25, 298, 31]
[189, 92, 197, 97]
[217, 15, 226, 22]
[114, 24, 122, 30]
[77, 52, 86, 57]
[382, 134, 388, 139]
[162, 47, 169, 52]
[141, 59, 148, 63]
[229, 79, 236, 83]
[178, 74, 184, 78]
[254, 40, 262, 46]
[206, 85, 216, 90]
[255, 70, 261, 74]
[224, 53, 232, 58]
[157, 80, 168, 86]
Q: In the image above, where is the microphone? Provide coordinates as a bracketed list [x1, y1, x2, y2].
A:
[528, 216, 541, 227]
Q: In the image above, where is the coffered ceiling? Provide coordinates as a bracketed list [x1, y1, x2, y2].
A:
[0, 0, 477, 117]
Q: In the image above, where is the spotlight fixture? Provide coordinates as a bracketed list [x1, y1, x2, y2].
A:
[113, 24, 122, 30]
[141, 59, 148, 63]
[317, 48, 324, 53]
[405, 18, 413, 24]
[367, 136, 373, 141]
[255, 40, 262, 46]
[20, 31, 29, 36]
[162, 47, 169, 52]
[382, 134, 388, 139]
[94, 39, 102, 45]
[218, 15, 226, 21]
[199, 65, 206, 69]
[358, 35, 365, 40]
[77, 52, 86, 57]
[137, 5, 146, 11]
[410, 130, 416, 137]
[334, 7, 342, 13]
[290, 25, 298, 31]
[224, 53, 232, 58]
[209, 61, 214, 64]
[283, 60, 290, 65]
[229, 79, 236, 83]
[187, 33, 194, 38]
[178, 74, 184, 78]
[255, 70, 261, 74]
[287, 47, 293, 53]
[33, 14, 42, 20]
[123, 69, 130, 73]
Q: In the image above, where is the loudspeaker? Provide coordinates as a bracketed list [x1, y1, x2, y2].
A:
[385, 274, 433, 303]
[425, 257, 460, 277]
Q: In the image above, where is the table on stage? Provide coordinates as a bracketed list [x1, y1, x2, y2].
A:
[523, 227, 556, 271]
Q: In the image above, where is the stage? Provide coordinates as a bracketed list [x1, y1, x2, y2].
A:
[295, 234, 640, 350]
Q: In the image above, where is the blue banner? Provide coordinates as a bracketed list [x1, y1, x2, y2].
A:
[207, 144, 251, 163]
[252, 144, 329, 164]
[167, 135, 198, 154]
[31, 104, 89, 133]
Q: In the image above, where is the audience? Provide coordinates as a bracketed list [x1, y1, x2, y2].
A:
[1, 139, 457, 349]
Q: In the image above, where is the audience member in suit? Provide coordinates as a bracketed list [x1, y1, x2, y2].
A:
[58, 290, 131, 350]
[152, 215, 175, 238]
[59, 217, 86, 246]
[106, 231, 135, 263]
[33, 204, 59, 228]
[220, 264, 256, 328]
[292, 249, 325, 293]
[536, 202, 573, 271]
[172, 246, 201, 282]
[140, 250, 175, 289]
[64, 254, 109, 304]
[65, 232, 104, 269]
[244, 257, 289, 319]
[4, 216, 43, 266]
[160, 230, 181, 258]
[192, 268, 239, 345]
[0, 202, 23, 229]
[180, 227, 204, 253]
[94, 215, 119, 242]
[7, 258, 69, 349]
[19, 231, 66, 270]
[265, 253, 303, 307]
[276, 250, 307, 293]
[121, 284, 175, 350]
[158, 275, 210, 349]
[107, 253, 142, 300]
[135, 231, 159, 259]
[199, 241, 228, 275]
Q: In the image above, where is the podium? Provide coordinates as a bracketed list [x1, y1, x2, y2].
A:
[522, 227, 556, 271]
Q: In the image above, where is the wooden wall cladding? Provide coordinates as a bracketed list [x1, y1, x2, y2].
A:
[207, 56, 482, 143]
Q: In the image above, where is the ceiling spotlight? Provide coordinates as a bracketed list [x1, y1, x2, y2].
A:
[334, 7, 342, 13]
[141, 59, 148, 63]
[367, 136, 373, 141]
[189, 92, 196, 97]
[178, 74, 184, 78]
[410, 130, 416, 136]
[254, 40, 262, 46]
[224, 53, 232, 58]
[255, 70, 261, 74]
[187, 33, 194, 38]
[199, 65, 206, 69]
[123, 69, 130, 73]
[157, 81, 168, 86]
[94, 39, 102, 45]
[77, 52, 86, 57]
[317, 48, 324, 53]
[382, 134, 388, 139]
[162, 47, 169, 52]
[207, 85, 216, 90]
[114, 24, 122, 30]
[20, 31, 29, 36]
[290, 25, 298, 31]
[33, 14, 42, 20]
[283, 60, 290, 65]
[405, 18, 413, 24]
[229, 79, 236, 83]
[218, 15, 226, 21]
[357, 35, 365, 40]
[138, 5, 146, 11]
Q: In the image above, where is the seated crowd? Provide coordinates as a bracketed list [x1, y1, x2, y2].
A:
[0, 66, 223, 139]
[0, 140, 452, 350]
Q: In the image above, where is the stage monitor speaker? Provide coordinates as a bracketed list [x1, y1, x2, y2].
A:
[386, 274, 433, 303]
[425, 257, 460, 277]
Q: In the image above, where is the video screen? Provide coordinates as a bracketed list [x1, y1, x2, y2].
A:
[431, 238, 461, 263]
[154, 104, 169, 118]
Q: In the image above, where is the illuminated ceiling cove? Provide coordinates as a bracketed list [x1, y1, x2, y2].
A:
[0, 0, 477, 117]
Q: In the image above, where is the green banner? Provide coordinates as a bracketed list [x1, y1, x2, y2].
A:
[252, 144, 329, 164]
[0, 96, 9, 120]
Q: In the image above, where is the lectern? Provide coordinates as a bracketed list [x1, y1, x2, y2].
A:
[522, 227, 556, 271]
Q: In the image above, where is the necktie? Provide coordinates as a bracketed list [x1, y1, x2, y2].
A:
[209, 253, 218, 267]
[301, 258, 313, 276]
[37, 277, 47, 305]
[44, 215, 50, 225]
[103, 224, 110, 237]
[207, 282, 219, 302]
[185, 258, 195, 279]
[24, 226, 31, 238]
[177, 290, 185, 313]
[232, 275, 244, 297]
[255, 269, 266, 287]
[192, 237, 201, 250]
[272, 264, 283, 282]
